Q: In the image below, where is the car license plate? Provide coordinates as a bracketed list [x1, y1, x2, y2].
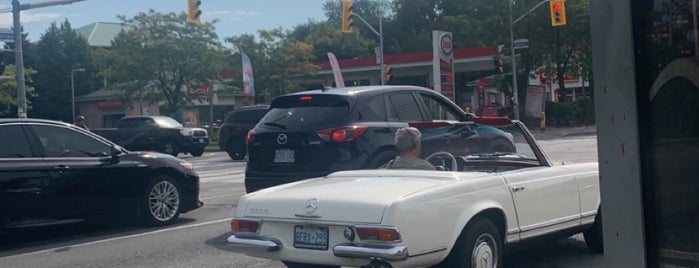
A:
[294, 225, 329, 250]
[199, 138, 204, 143]
[274, 149, 295, 163]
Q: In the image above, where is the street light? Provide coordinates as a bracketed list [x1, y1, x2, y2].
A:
[71, 68, 85, 121]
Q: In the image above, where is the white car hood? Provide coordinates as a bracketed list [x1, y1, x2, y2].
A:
[242, 170, 489, 224]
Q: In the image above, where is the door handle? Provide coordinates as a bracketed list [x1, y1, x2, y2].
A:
[511, 186, 525, 193]
[52, 165, 71, 174]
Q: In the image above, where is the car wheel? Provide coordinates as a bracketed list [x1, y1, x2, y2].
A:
[439, 218, 503, 268]
[141, 176, 181, 226]
[282, 262, 339, 268]
[583, 207, 604, 253]
[162, 140, 180, 156]
[191, 148, 205, 157]
[226, 138, 246, 160]
[367, 151, 398, 168]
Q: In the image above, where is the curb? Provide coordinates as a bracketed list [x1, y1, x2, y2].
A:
[205, 146, 220, 152]
[561, 130, 597, 137]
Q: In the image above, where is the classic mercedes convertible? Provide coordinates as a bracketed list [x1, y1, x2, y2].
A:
[227, 117, 602, 268]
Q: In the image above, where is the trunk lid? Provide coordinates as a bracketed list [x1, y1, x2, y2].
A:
[242, 170, 465, 224]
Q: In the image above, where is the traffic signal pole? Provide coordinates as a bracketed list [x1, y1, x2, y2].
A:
[351, 13, 385, 85]
[509, 0, 554, 120]
[509, 0, 520, 120]
[10, 0, 85, 118]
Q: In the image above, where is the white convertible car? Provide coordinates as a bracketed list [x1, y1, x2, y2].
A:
[227, 118, 601, 268]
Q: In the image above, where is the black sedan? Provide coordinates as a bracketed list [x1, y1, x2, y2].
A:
[0, 118, 202, 231]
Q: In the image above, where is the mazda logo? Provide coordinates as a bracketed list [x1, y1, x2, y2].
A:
[304, 198, 319, 214]
[277, 134, 288, 145]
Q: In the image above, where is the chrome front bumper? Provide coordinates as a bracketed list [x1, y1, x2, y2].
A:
[227, 235, 409, 261]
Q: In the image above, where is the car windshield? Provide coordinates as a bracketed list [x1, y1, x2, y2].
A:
[417, 121, 540, 167]
[153, 117, 183, 128]
[258, 95, 351, 130]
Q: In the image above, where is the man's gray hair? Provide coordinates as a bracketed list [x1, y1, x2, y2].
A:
[395, 127, 422, 153]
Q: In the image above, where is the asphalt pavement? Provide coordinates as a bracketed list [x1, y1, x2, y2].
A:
[530, 124, 597, 140]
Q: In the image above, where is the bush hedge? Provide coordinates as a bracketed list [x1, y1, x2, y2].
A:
[544, 99, 595, 126]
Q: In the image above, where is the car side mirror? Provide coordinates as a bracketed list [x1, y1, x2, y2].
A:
[100, 145, 121, 164]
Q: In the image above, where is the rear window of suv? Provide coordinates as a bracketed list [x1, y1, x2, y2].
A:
[225, 109, 268, 124]
[259, 95, 351, 130]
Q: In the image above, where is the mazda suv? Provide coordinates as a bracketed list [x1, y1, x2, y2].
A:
[244, 85, 509, 192]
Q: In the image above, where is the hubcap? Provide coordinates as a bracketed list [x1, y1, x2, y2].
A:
[471, 233, 498, 268]
[148, 181, 180, 221]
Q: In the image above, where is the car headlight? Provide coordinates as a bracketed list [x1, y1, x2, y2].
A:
[180, 129, 193, 136]
[179, 161, 194, 170]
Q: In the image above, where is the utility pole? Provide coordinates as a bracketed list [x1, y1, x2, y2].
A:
[12, 0, 26, 118]
[509, 0, 519, 120]
[349, 13, 385, 85]
[509, 0, 554, 120]
[11, 0, 85, 118]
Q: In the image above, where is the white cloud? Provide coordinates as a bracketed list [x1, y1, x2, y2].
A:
[22, 12, 63, 23]
[207, 10, 262, 19]
[0, 11, 62, 27]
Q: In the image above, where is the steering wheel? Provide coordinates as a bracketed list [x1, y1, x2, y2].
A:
[425, 151, 458, 171]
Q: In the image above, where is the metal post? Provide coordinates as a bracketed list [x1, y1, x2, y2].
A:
[351, 13, 384, 85]
[10, 0, 86, 119]
[70, 68, 84, 121]
[71, 70, 75, 120]
[509, 0, 520, 120]
[13, 0, 26, 118]
[379, 17, 385, 85]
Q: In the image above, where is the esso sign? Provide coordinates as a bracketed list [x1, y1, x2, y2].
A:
[440, 34, 453, 55]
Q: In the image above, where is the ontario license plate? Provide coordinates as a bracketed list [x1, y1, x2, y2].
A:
[274, 149, 295, 163]
[294, 225, 329, 250]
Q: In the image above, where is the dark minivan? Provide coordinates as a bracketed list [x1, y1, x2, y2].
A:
[218, 105, 270, 160]
[244, 85, 477, 193]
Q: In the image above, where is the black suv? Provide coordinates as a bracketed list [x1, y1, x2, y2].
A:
[218, 105, 269, 160]
[245, 85, 479, 192]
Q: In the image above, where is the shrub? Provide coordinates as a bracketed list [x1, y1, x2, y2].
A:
[544, 99, 596, 126]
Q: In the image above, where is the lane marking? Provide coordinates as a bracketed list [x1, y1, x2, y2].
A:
[4, 218, 233, 258]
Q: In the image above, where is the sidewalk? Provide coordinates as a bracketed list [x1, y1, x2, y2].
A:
[530, 124, 598, 139]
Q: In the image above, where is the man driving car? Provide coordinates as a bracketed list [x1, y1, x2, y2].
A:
[385, 127, 436, 170]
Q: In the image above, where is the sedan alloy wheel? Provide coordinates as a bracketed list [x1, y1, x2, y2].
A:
[143, 177, 181, 226]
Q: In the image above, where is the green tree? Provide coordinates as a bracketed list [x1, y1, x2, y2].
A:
[288, 20, 376, 61]
[1, 26, 35, 73]
[0, 65, 36, 117]
[30, 20, 98, 121]
[226, 28, 319, 102]
[107, 10, 227, 115]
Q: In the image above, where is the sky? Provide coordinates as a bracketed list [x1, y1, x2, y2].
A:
[0, 0, 329, 43]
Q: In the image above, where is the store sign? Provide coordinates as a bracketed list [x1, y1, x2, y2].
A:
[433, 31, 455, 101]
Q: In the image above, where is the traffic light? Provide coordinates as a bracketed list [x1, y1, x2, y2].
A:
[383, 65, 392, 82]
[341, 0, 354, 33]
[187, 0, 202, 24]
[493, 56, 504, 74]
[549, 0, 566, 27]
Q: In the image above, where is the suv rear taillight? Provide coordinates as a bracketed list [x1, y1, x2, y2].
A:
[316, 125, 368, 142]
[246, 129, 257, 144]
